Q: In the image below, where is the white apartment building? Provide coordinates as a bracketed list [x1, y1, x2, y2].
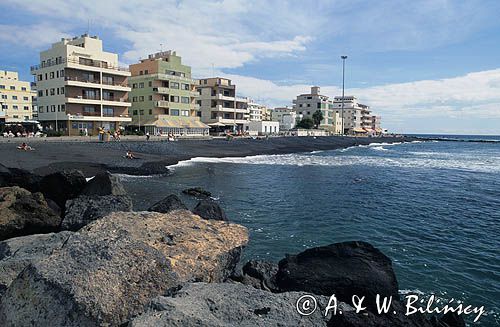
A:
[0, 70, 35, 122]
[247, 99, 265, 122]
[31, 34, 132, 135]
[293, 86, 341, 131]
[244, 120, 279, 135]
[271, 106, 298, 130]
[332, 96, 374, 134]
[196, 77, 249, 132]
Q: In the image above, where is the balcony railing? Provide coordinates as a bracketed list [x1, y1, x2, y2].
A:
[156, 100, 169, 108]
[31, 57, 129, 72]
[64, 76, 129, 88]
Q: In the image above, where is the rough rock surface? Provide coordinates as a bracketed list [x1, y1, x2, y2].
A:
[232, 260, 279, 292]
[62, 195, 133, 231]
[0, 231, 72, 296]
[0, 210, 248, 326]
[182, 187, 212, 197]
[81, 171, 127, 196]
[0, 166, 41, 192]
[0, 187, 61, 241]
[275, 241, 399, 311]
[148, 194, 187, 213]
[128, 282, 331, 327]
[192, 199, 228, 221]
[39, 169, 87, 208]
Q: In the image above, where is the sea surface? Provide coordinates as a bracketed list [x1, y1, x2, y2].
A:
[121, 135, 500, 325]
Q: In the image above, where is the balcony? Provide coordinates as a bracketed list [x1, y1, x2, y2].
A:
[153, 87, 169, 94]
[64, 76, 130, 92]
[212, 105, 248, 113]
[156, 100, 169, 108]
[66, 95, 131, 107]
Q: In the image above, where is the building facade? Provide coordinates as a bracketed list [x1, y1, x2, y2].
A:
[128, 51, 207, 136]
[243, 120, 279, 135]
[31, 34, 132, 135]
[0, 70, 35, 122]
[196, 77, 249, 132]
[271, 106, 298, 130]
[293, 86, 341, 131]
[332, 96, 374, 134]
[371, 115, 382, 134]
[247, 99, 265, 122]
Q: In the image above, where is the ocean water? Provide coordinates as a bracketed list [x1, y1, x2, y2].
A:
[121, 137, 500, 325]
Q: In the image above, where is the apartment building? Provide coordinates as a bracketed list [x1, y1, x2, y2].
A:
[271, 107, 298, 130]
[332, 96, 374, 134]
[31, 34, 131, 135]
[0, 70, 35, 122]
[196, 77, 249, 132]
[371, 115, 382, 134]
[128, 51, 208, 136]
[293, 86, 341, 131]
[247, 99, 265, 122]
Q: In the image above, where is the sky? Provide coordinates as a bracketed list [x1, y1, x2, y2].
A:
[1, 0, 500, 134]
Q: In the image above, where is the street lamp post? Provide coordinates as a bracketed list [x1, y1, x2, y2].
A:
[341, 55, 347, 135]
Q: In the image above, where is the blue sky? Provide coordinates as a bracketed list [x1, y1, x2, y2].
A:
[1, 0, 500, 134]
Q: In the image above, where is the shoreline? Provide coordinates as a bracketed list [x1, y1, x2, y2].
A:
[0, 135, 418, 176]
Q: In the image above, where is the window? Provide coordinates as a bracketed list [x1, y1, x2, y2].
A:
[83, 89, 97, 99]
[50, 89, 55, 96]
[12, 96, 17, 100]
[13, 105, 18, 110]
[148, 109, 152, 115]
[132, 97, 137, 102]
[10, 86, 15, 90]
[1, 94, 7, 99]
[61, 104, 65, 112]
[60, 70, 65, 77]
[170, 95, 179, 102]
[22, 87, 27, 91]
[103, 107, 114, 117]
[139, 71, 143, 75]
[145, 70, 149, 74]
[132, 83, 137, 89]
[50, 72, 55, 79]
[37, 74, 43, 81]
[317, 103, 321, 108]
[56, 71, 59, 78]
[148, 95, 153, 101]
[83, 106, 96, 115]
[38, 106, 44, 113]
[181, 110, 189, 116]
[102, 76, 114, 85]
[38, 90, 43, 97]
[171, 109, 179, 116]
[182, 84, 189, 90]
[103, 91, 114, 101]
[181, 97, 189, 104]
[1, 104, 7, 109]
[148, 81, 152, 87]
[307, 104, 311, 107]
[61, 87, 65, 94]
[23, 96, 29, 101]
[133, 110, 138, 115]
[139, 96, 144, 101]
[139, 82, 144, 88]
[170, 82, 179, 89]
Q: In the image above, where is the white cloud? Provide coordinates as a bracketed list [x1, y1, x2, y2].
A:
[0, 23, 69, 49]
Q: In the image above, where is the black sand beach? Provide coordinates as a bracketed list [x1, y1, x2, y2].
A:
[0, 135, 414, 176]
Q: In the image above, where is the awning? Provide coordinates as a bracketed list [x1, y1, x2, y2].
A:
[375, 128, 383, 132]
[146, 115, 209, 129]
[364, 128, 374, 133]
[208, 122, 225, 127]
[353, 127, 367, 133]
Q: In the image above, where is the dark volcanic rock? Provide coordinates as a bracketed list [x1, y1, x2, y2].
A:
[81, 171, 126, 196]
[39, 169, 87, 208]
[233, 260, 279, 292]
[0, 231, 72, 296]
[182, 187, 212, 198]
[192, 199, 228, 221]
[0, 211, 248, 326]
[275, 241, 399, 311]
[433, 312, 466, 327]
[61, 195, 133, 231]
[0, 187, 62, 241]
[148, 194, 187, 213]
[328, 300, 433, 327]
[0, 167, 41, 192]
[128, 282, 331, 326]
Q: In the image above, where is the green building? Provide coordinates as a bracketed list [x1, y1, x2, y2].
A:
[128, 51, 208, 136]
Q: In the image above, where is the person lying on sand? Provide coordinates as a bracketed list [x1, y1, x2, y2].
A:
[125, 150, 139, 159]
[17, 142, 34, 151]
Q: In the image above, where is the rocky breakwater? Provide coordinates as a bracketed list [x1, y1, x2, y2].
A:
[0, 210, 248, 326]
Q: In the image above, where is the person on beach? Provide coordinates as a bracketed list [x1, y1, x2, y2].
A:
[125, 150, 137, 159]
[17, 142, 34, 151]
[146, 132, 150, 141]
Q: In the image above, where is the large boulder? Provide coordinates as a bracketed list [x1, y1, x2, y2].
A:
[275, 241, 399, 311]
[128, 282, 331, 326]
[0, 187, 62, 241]
[232, 260, 279, 292]
[192, 199, 228, 221]
[0, 231, 72, 296]
[0, 167, 41, 192]
[81, 171, 126, 196]
[39, 169, 87, 208]
[0, 210, 248, 326]
[327, 300, 433, 327]
[62, 195, 133, 231]
[148, 194, 187, 213]
[182, 187, 211, 198]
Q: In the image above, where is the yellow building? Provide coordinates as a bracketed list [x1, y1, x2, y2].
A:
[0, 70, 35, 122]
